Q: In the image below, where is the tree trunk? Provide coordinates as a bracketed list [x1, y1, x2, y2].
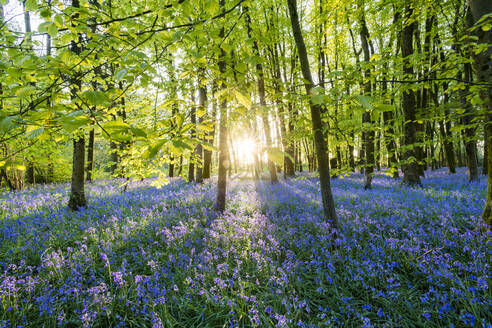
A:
[436, 81, 457, 173]
[196, 83, 206, 183]
[382, 84, 399, 178]
[359, 10, 374, 189]
[468, 0, 492, 226]
[460, 64, 479, 182]
[285, 102, 296, 177]
[188, 96, 196, 182]
[459, 11, 479, 182]
[68, 0, 87, 210]
[86, 128, 95, 182]
[400, 3, 421, 186]
[216, 0, 228, 212]
[483, 127, 488, 175]
[203, 82, 217, 180]
[168, 160, 175, 178]
[247, 10, 278, 184]
[110, 141, 118, 174]
[68, 136, 86, 210]
[25, 164, 34, 184]
[287, 0, 339, 231]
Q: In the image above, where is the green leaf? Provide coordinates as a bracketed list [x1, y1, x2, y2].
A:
[356, 95, 373, 110]
[0, 116, 16, 132]
[131, 127, 147, 138]
[233, 89, 251, 109]
[197, 123, 214, 132]
[54, 14, 64, 27]
[262, 147, 293, 167]
[312, 94, 326, 105]
[14, 164, 26, 172]
[144, 139, 166, 159]
[24, 0, 38, 11]
[82, 90, 109, 106]
[38, 21, 51, 33]
[196, 107, 206, 118]
[26, 127, 44, 139]
[197, 139, 218, 152]
[175, 113, 185, 128]
[169, 138, 193, 155]
[58, 113, 90, 133]
[47, 23, 58, 37]
[374, 103, 393, 112]
[103, 120, 130, 132]
[16, 86, 36, 99]
[115, 68, 129, 81]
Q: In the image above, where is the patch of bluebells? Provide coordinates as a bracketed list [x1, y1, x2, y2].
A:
[0, 168, 490, 326]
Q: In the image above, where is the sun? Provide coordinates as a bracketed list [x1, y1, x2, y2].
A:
[234, 137, 257, 165]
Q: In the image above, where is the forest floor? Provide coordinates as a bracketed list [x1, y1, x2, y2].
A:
[0, 168, 490, 327]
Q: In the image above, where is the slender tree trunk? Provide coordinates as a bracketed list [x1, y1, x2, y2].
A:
[46, 3, 55, 183]
[110, 140, 118, 174]
[25, 164, 34, 184]
[460, 63, 479, 181]
[400, 3, 421, 186]
[413, 17, 426, 177]
[227, 131, 238, 175]
[188, 96, 196, 182]
[168, 160, 175, 178]
[382, 77, 399, 178]
[68, 0, 87, 210]
[203, 83, 217, 180]
[298, 140, 303, 172]
[177, 155, 183, 176]
[23, 2, 34, 186]
[86, 128, 95, 182]
[484, 127, 488, 175]
[288, 0, 339, 231]
[285, 102, 296, 177]
[247, 10, 278, 184]
[216, 0, 228, 212]
[196, 79, 206, 183]
[167, 54, 178, 178]
[459, 10, 479, 181]
[436, 81, 457, 173]
[359, 9, 374, 189]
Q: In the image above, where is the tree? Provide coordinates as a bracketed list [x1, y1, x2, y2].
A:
[68, 0, 87, 210]
[287, 0, 339, 231]
[216, 0, 228, 213]
[468, 0, 492, 226]
[400, 2, 421, 186]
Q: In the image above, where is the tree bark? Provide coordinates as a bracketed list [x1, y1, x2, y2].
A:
[69, 136, 86, 210]
[483, 127, 488, 175]
[202, 82, 217, 180]
[468, 0, 492, 226]
[460, 63, 479, 182]
[400, 3, 421, 186]
[382, 82, 399, 178]
[287, 0, 339, 231]
[459, 9, 479, 182]
[285, 102, 296, 177]
[359, 9, 374, 189]
[196, 79, 206, 183]
[188, 96, 196, 182]
[25, 164, 34, 184]
[216, 0, 228, 212]
[246, 6, 278, 184]
[86, 128, 95, 182]
[68, 0, 87, 210]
